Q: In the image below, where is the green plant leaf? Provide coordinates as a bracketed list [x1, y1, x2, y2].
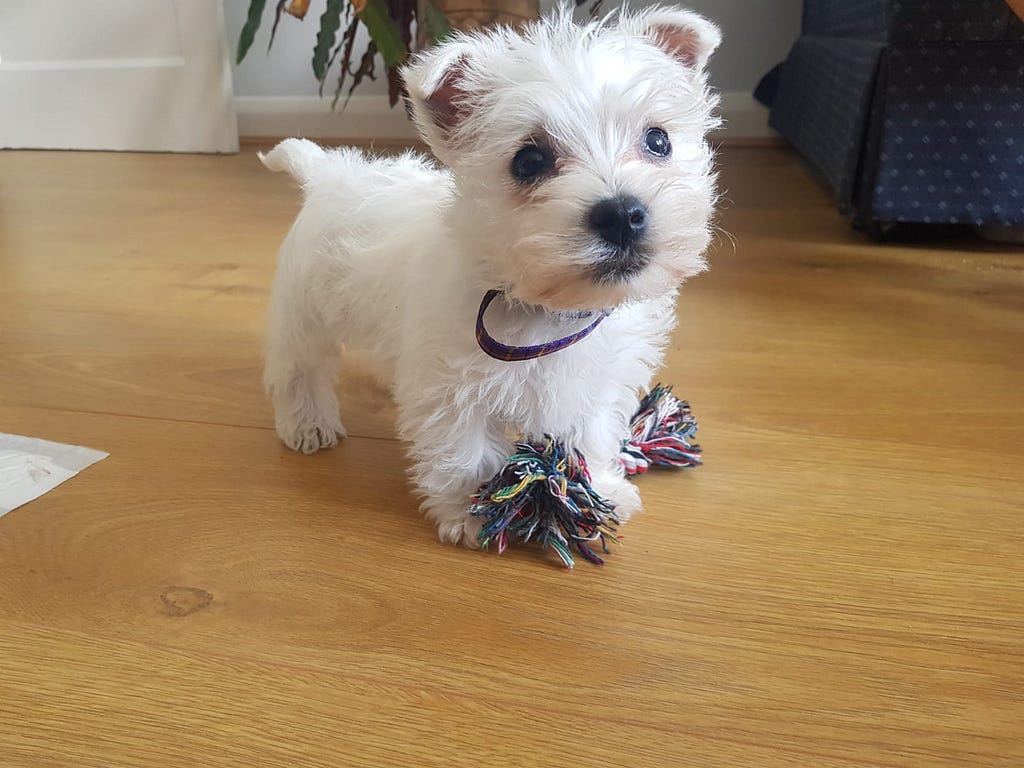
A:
[419, 0, 453, 46]
[313, 0, 346, 81]
[318, 4, 351, 98]
[356, 0, 407, 69]
[237, 0, 268, 64]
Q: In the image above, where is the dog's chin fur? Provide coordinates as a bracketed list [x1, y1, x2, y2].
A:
[260, 6, 720, 547]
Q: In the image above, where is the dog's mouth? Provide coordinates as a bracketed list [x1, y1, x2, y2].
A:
[502, 242, 656, 312]
[588, 245, 652, 284]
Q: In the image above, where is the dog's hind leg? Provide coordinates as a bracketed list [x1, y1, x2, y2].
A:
[263, 248, 347, 454]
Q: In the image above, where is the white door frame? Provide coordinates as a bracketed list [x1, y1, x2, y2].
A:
[0, 0, 239, 152]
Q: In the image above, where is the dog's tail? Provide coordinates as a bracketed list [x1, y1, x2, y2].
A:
[258, 138, 326, 185]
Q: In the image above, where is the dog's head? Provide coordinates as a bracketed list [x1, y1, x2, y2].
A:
[403, 6, 721, 311]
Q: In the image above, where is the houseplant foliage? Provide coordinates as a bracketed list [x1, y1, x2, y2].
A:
[236, 0, 594, 108]
[236, 0, 454, 108]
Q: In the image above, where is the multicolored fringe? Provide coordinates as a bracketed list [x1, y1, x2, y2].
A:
[620, 384, 702, 477]
[470, 438, 620, 569]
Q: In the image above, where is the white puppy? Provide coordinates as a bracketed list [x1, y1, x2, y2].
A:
[261, 6, 720, 547]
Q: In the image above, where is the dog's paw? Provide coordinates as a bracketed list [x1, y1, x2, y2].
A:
[278, 417, 347, 455]
[594, 473, 643, 521]
[436, 514, 483, 549]
[425, 501, 483, 549]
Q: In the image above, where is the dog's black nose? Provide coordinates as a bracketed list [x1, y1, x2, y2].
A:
[588, 195, 648, 249]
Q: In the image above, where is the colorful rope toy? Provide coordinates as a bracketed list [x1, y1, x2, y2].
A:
[620, 384, 702, 477]
[470, 438, 620, 568]
[470, 384, 702, 568]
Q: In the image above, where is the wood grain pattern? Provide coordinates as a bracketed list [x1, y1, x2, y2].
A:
[0, 145, 1021, 768]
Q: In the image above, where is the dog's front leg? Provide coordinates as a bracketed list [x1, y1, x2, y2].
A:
[401, 405, 511, 548]
[573, 410, 645, 521]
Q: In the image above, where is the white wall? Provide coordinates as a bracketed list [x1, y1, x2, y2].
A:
[666, 0, 801, 93]
[225, 0, 801, 138]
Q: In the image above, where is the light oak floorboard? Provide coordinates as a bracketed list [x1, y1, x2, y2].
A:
[0, 145, 1021, 767]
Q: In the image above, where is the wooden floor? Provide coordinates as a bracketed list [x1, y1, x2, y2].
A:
[0, 144, 1021, 768]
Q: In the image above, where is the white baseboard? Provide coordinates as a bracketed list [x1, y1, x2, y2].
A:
[716, 92, 777, 140]
[235, 90, 776, 141]
[235, 95, 418, 141]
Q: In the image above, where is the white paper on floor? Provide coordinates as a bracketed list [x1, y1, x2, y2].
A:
[0, 433, 108, 517]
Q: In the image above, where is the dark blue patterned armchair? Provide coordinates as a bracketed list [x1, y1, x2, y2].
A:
[765, 0, 1024, 237]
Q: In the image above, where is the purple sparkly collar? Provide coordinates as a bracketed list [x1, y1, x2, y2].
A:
[475, 289, 610, 362]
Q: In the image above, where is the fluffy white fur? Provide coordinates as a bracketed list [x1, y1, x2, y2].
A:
[261, 6, 720, 546]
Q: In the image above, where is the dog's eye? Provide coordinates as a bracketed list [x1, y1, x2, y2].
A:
[511, 144, 553, 182]
[643, 128, 671, 158]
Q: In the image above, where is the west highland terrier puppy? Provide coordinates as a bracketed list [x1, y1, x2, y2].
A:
[261, 6, 720, 546]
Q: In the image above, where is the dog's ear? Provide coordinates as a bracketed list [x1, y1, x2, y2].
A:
[630, 8, 721, 72]
[401, 39, 477, 161]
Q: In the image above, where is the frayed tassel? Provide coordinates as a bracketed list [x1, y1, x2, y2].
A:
[470, 438, 620, 569]
[621, 384, 702, 477]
